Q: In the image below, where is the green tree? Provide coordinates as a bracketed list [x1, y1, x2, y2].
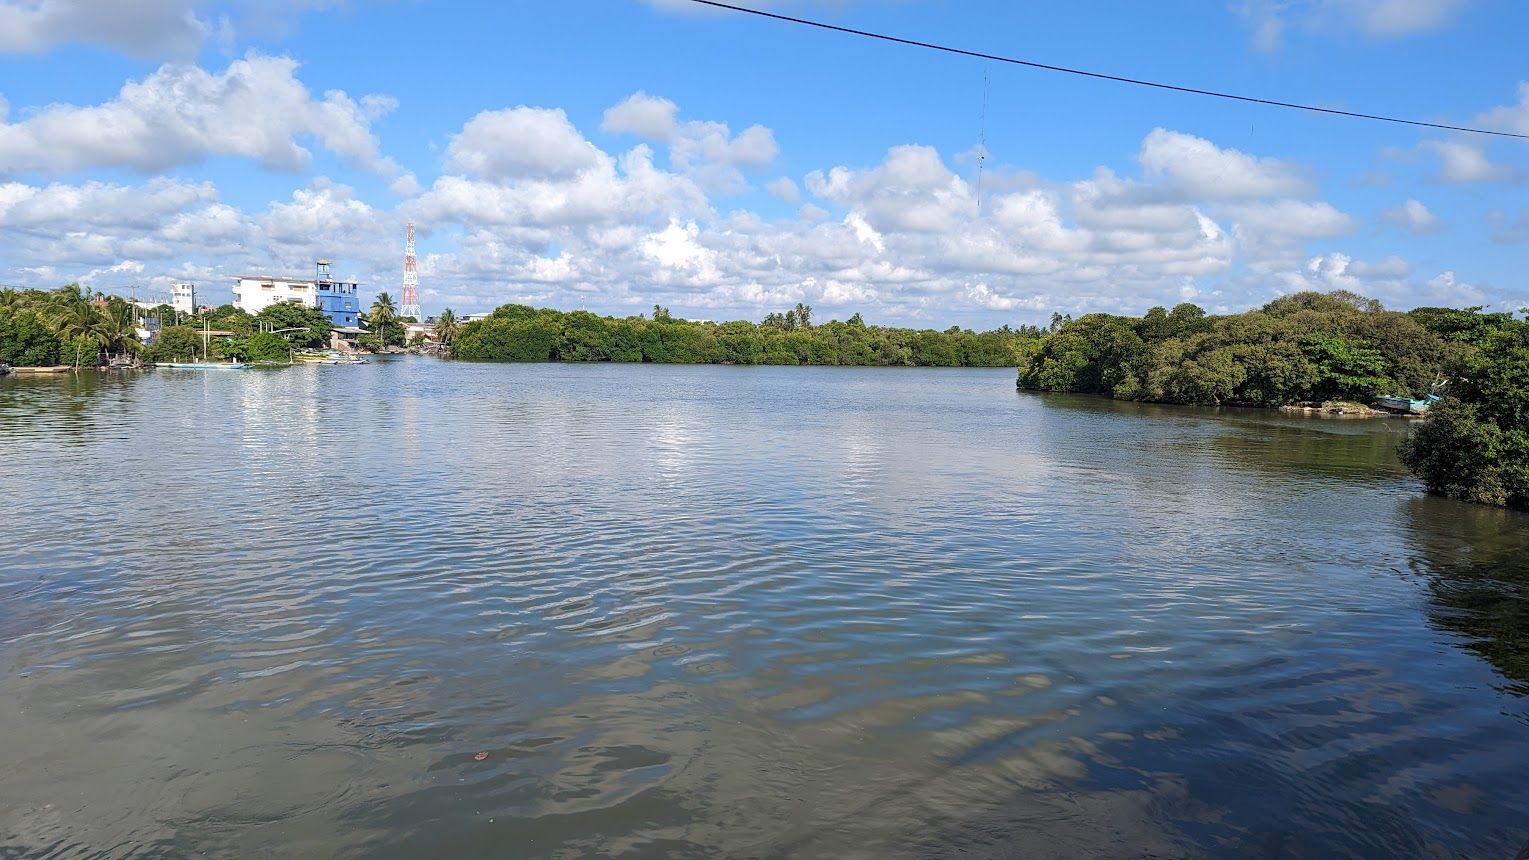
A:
[148, 325, 202, 363]
[1301, 335, 1388, 401]
[95, 300, 143, 359]
[434, 307, 459, 346]
[366, 292, 400, 350]
[0, 307, 62, 366]
[256, 303, 333, 347]
[1399, 322, 1529, 508]
[63, 334, 102, 368]
[245, 331, 292, 362]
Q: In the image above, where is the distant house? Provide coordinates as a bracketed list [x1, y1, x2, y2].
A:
[233, 261, 361, 327]
[330, 326, 365, 351]
[403, 320, 439, 344]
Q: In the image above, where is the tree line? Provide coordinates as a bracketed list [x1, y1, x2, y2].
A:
[7, 283, 1522, 510]
[2, 285, 151, 367]
[0, 285, 436, 365]
[1016, 290, 1520, 406]
[451, 303, 1045, 367]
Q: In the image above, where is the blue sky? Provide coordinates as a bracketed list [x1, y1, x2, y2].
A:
[0, 0, 1524, 327]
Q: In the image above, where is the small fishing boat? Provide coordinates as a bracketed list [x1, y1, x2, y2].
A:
[295, 350, 368, 365]
[1375, 394, 1442, 414]
[155, 361, 250, 369]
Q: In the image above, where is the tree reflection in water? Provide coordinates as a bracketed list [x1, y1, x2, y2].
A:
[1404, 496, 1529, 698]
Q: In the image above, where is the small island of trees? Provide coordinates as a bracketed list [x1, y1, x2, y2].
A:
[450, 302, 1044, 367]
[1014, 290, 1528, 509]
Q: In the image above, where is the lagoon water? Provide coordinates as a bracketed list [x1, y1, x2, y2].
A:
[1, 359, 1527, 857]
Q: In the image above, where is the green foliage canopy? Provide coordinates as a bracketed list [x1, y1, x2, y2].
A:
[1018, 291, 1470, 407]
[147, 325, 202, 363]
[255, 302, 333, 348]
[0, 307, 62, 366]
[450, 304, 1045, 367]
[1400, 321, 1529, 509]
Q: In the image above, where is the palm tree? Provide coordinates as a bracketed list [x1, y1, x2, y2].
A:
[433, 307, 458, 347]
[49, 302, 107, 367]
[368, 292, 399, 350]
[97, 302, 143, 359]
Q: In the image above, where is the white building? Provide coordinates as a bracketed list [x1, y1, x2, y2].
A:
[232, 261, 361, 327]
[171, 283, 195, 316]
[129, 283, 195, 316]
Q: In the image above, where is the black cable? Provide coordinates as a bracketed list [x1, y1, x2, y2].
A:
[686, 0, 1528, 141]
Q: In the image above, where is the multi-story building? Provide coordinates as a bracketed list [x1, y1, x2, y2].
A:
[232, 261, 361, 327]
[171, 283, 196, 316]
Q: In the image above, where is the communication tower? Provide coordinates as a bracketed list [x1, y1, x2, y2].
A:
[400, 222, 421, 319]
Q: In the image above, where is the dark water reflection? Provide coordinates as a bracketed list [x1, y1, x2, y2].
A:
[1403, 497, 1529, 698]
[1, 363, 1526, 858]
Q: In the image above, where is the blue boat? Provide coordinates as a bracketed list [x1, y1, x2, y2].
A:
[1375, 394, 1441, 414]
[155, 362, 249, 369]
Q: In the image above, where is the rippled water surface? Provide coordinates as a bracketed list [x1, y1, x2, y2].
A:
[2, 360, 1528, 858]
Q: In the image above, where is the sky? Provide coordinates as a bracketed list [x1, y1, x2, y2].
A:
[0, 0, 1525, 328]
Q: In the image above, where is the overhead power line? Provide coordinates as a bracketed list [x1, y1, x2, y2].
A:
[686, 0, 1527, 141]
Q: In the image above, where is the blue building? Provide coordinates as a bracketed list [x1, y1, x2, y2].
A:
[313, 260, 360, 328]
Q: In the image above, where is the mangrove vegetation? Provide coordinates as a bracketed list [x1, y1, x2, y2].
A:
[1012, 289, 1529, 509]
[1400, 320, 1529, 509]
[1016, 290, 1520, 407]
[451, 303, 1044, 367]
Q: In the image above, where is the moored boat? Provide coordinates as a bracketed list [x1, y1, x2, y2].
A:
[295, 350, 367, 365]
[155, 361, 250, 369]
[1375, 394, 1441, 414]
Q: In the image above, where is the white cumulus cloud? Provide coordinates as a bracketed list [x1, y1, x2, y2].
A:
[446, 107, 604, 181]
[1138, 128, 1311, 200]
[0, 53, 410, 185]
[1421, 139, 1517, 183]
[0, 0, 206, 58]
[1236, 0, 1471, 50]
[600, 90, 778, 193]
[1379, 198, 1445, 234]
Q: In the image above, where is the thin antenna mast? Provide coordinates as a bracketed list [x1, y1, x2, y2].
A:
[976, 68, 988, 218]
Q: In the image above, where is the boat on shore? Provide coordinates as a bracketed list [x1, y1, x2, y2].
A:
[155, 361, 250, 370]
[1375, 394, 1442, 414]
[8, 365, 74, 374]
[294, 350, 367, 365]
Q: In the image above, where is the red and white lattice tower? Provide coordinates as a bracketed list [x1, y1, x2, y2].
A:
[400, 221, 421, 319]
